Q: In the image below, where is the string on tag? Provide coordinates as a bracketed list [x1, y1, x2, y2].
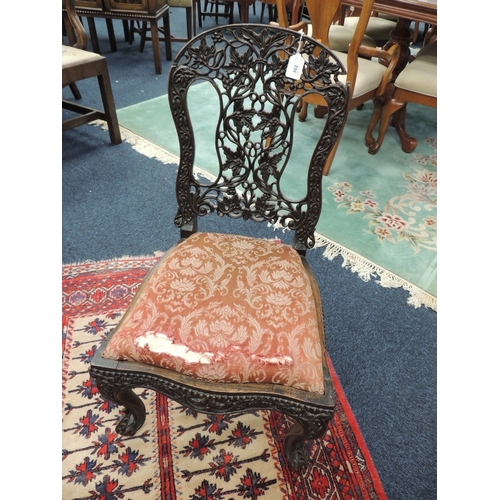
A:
[285, 32, 305, 80]
[296, 32, 303, 54]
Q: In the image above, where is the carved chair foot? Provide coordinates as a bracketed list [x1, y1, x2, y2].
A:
[400, 137, 418, 153]
[114, 387, 147, 436]
[298, 102, 308, 122]
[116, 409, 143, 436]
[284, 421, 309, 470]
[393, 107, 418, 153]
[314, 105, 328, 119]
[368, 142, 381, 155]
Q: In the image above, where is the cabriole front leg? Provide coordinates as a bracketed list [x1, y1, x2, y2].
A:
[283, 416, 330, 470]
[284, 421, 309, 469]
[91, 370, 147, 436]
[114, 387, 147, 436]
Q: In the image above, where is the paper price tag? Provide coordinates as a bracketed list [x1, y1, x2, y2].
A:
[285, 53, 305, 80]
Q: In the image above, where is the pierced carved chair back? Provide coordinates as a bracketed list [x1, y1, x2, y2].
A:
[168, 24, 348, 253]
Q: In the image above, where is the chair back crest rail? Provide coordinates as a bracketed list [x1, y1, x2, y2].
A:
[168, 24, 348, 253]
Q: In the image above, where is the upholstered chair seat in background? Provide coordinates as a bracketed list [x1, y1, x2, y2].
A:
[344, 14, 397, 46]
[327, 24, 377, 51]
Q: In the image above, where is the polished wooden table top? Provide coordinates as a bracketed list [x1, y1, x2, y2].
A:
[341, 0, 437, 24]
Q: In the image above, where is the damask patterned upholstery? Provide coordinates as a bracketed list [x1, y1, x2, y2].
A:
[103, 232, 325, 393]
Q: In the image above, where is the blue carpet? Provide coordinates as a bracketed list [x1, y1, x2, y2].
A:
[62, 9, 437, 499]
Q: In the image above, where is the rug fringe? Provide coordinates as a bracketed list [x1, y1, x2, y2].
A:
[94, 122, 437, 311]
[115, 124, 180, 165]
[314, 234, 437, 311]
[62, 252, 165, 269]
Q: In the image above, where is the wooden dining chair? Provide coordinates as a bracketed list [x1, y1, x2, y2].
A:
[365, 40, 437, 154]
[66, 2, 172, 75]
[275, 0, 399, 175]
[260, 0, 279, 22]
[197, 0, 234, 25]
[89, 23, 349, 470]
[128, 0, 195, 59]
[62, 0, 121, 144]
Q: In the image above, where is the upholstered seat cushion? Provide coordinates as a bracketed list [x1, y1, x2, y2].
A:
[332, 50, 388, 98]
[395, 42, 437, 97]
[103, 232, 325, 394]
[344, 16, 400, 43]
[416, 40, 437, 58]
[328, 25, 377, 51]
[62, 45, 104, 69]
[306, 24, 376, 52]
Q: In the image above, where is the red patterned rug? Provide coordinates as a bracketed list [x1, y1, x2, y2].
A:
[62, 257, 387, 499]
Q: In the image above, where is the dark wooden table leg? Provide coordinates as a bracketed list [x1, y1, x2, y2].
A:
[163, 15, 172, 61]
[105, 19, 118, 51]
[150, 20, 162, 74]
[382, 18, 412, 77]
[87, 17, 101, 54]
[236, 0, 252, 22]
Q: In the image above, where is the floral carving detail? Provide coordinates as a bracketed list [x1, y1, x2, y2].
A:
[329, 165, 437, 253]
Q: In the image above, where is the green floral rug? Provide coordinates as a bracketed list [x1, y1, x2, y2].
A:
[115, 84, 437, 310]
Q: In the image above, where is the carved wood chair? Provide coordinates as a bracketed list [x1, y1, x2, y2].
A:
[275, 0, 399, 175]
[366, 40, 437, 154]
[89, 24, 348, 469]
[62, 0, 121, 144]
